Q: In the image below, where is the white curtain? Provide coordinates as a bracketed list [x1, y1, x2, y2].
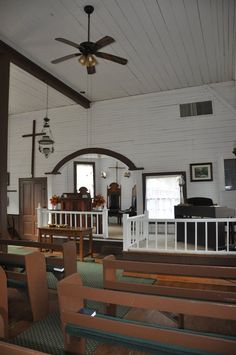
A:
[146, 175, 180, 218]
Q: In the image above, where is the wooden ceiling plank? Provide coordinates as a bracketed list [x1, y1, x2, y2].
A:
[227, 0, 235, 79]
[197, 0, 218, 83]
[215, 0, 226, 83]
[130, 0, 174, 90]
[210, 0, 221, 82]
[98, 0, 162, 93]
[157, 0, 193, 87]
[115, 0, 165, 91]
[0, 40, 90, 109]
[171, 0, 202, 86]
[184, 0, 211, 84]
[146, 0, 187, 88]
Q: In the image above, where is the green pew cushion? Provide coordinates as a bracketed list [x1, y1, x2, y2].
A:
[7, 279, 27, 289]
[65, 313, 219, 355]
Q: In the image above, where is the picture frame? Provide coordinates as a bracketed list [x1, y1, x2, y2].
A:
[190, 162, 213, 182]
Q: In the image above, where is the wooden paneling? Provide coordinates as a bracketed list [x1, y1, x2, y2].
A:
[8, 82, 236, 216]
[0, 0, 234, 109]
[9, 64, 76, 115]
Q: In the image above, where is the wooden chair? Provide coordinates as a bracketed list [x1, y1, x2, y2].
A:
[107, 182, 121, 224]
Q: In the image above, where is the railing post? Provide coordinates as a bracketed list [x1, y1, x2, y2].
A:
[103, 208, 109, 239]
[144, 211, 149, 239]
[123, 214, 129, 251]
[43, 208, 50, 226]
[36, 205, 43, 228]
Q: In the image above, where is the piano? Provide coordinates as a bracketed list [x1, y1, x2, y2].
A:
[174, 205, 235, 249]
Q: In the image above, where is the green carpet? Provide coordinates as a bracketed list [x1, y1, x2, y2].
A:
[11, 259, 154, 354]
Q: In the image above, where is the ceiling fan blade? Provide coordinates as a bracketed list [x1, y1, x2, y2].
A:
[55, 37, 81, 49]
[51, 53, 81, 64]
[95, 36, 115, 50]
[96, 52, 128, 65]
[87, 66, 96, 74]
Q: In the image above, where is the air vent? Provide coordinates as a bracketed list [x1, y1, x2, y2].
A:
[180, 100, 213, 117]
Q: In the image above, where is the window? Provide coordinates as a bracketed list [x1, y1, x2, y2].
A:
[74, 162, 95, 198]
[224, 159, 236, 190]
[180, 100, 213, 117]
[143, 172, 187, 219]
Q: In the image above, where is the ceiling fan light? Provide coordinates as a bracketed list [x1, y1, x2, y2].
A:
[79, 55, 87, 65]
[86, 54, 97, 66]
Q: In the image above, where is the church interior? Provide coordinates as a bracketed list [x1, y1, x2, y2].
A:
[0, 1, 236, 354]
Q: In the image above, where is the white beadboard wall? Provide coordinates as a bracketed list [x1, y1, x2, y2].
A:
[8, 82, 236, 214]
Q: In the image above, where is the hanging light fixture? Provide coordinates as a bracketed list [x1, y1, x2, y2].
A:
[101, 171, 107, 179]
[38, 85, 55, 158]
[79, 54, 97, 67]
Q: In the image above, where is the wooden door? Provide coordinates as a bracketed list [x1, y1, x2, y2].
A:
[19, 178, 47, 240]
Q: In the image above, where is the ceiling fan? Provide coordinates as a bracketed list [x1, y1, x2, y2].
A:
[51, 5, 128, 74]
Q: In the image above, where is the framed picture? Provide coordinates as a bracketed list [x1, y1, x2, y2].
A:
[190, 162, 213, 182]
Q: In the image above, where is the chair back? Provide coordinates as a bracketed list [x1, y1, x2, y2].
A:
[107, 183, 121, 210]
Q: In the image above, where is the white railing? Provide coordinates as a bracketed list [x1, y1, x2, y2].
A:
[36, 207, 109, 238]
[123, 213, 236, 254]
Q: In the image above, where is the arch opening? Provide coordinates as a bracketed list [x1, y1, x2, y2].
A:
[49, 147, 143, 174]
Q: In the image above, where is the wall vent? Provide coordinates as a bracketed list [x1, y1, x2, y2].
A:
[180, 100, 213, 117]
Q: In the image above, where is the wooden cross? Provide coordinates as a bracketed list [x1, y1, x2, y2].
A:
[22, 120, 44, 178]
[109, 161, 125, 183]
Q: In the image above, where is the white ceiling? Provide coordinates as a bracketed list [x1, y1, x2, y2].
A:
[0, 0, 235, 114]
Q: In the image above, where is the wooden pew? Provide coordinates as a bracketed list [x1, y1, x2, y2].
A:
[0, 239, 77, 278]
[0, 251, 49, 322]
[0, 341, 50, 354]
[0, 266, 8, 339]
[103, 254, 236, 304]
[57, 273, 236, 355]
[103, 254, 236, 328]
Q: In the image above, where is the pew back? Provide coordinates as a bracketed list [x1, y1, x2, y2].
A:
[0, 251, 49, 322]
[0, 341, 50, 354]
[103, 255, 236, 303]
[58, 273, 236, 355]
[0, 239, 77, 278]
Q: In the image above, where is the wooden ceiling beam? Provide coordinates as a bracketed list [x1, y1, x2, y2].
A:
[0, 40, 90, 109]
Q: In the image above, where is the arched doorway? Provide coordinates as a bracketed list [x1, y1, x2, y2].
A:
[47, 147, 143, 239]
[48, 147, 143, 174]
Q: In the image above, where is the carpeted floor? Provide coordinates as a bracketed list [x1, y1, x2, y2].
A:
[10, 258, 154, 355]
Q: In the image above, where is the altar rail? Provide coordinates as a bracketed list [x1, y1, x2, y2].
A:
[37, 207, 108, 238]
[123, 213, 236, 254]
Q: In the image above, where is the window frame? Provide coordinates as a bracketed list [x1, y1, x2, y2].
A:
[73, 161, 96, 197]
[142, 171, 187, 216]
